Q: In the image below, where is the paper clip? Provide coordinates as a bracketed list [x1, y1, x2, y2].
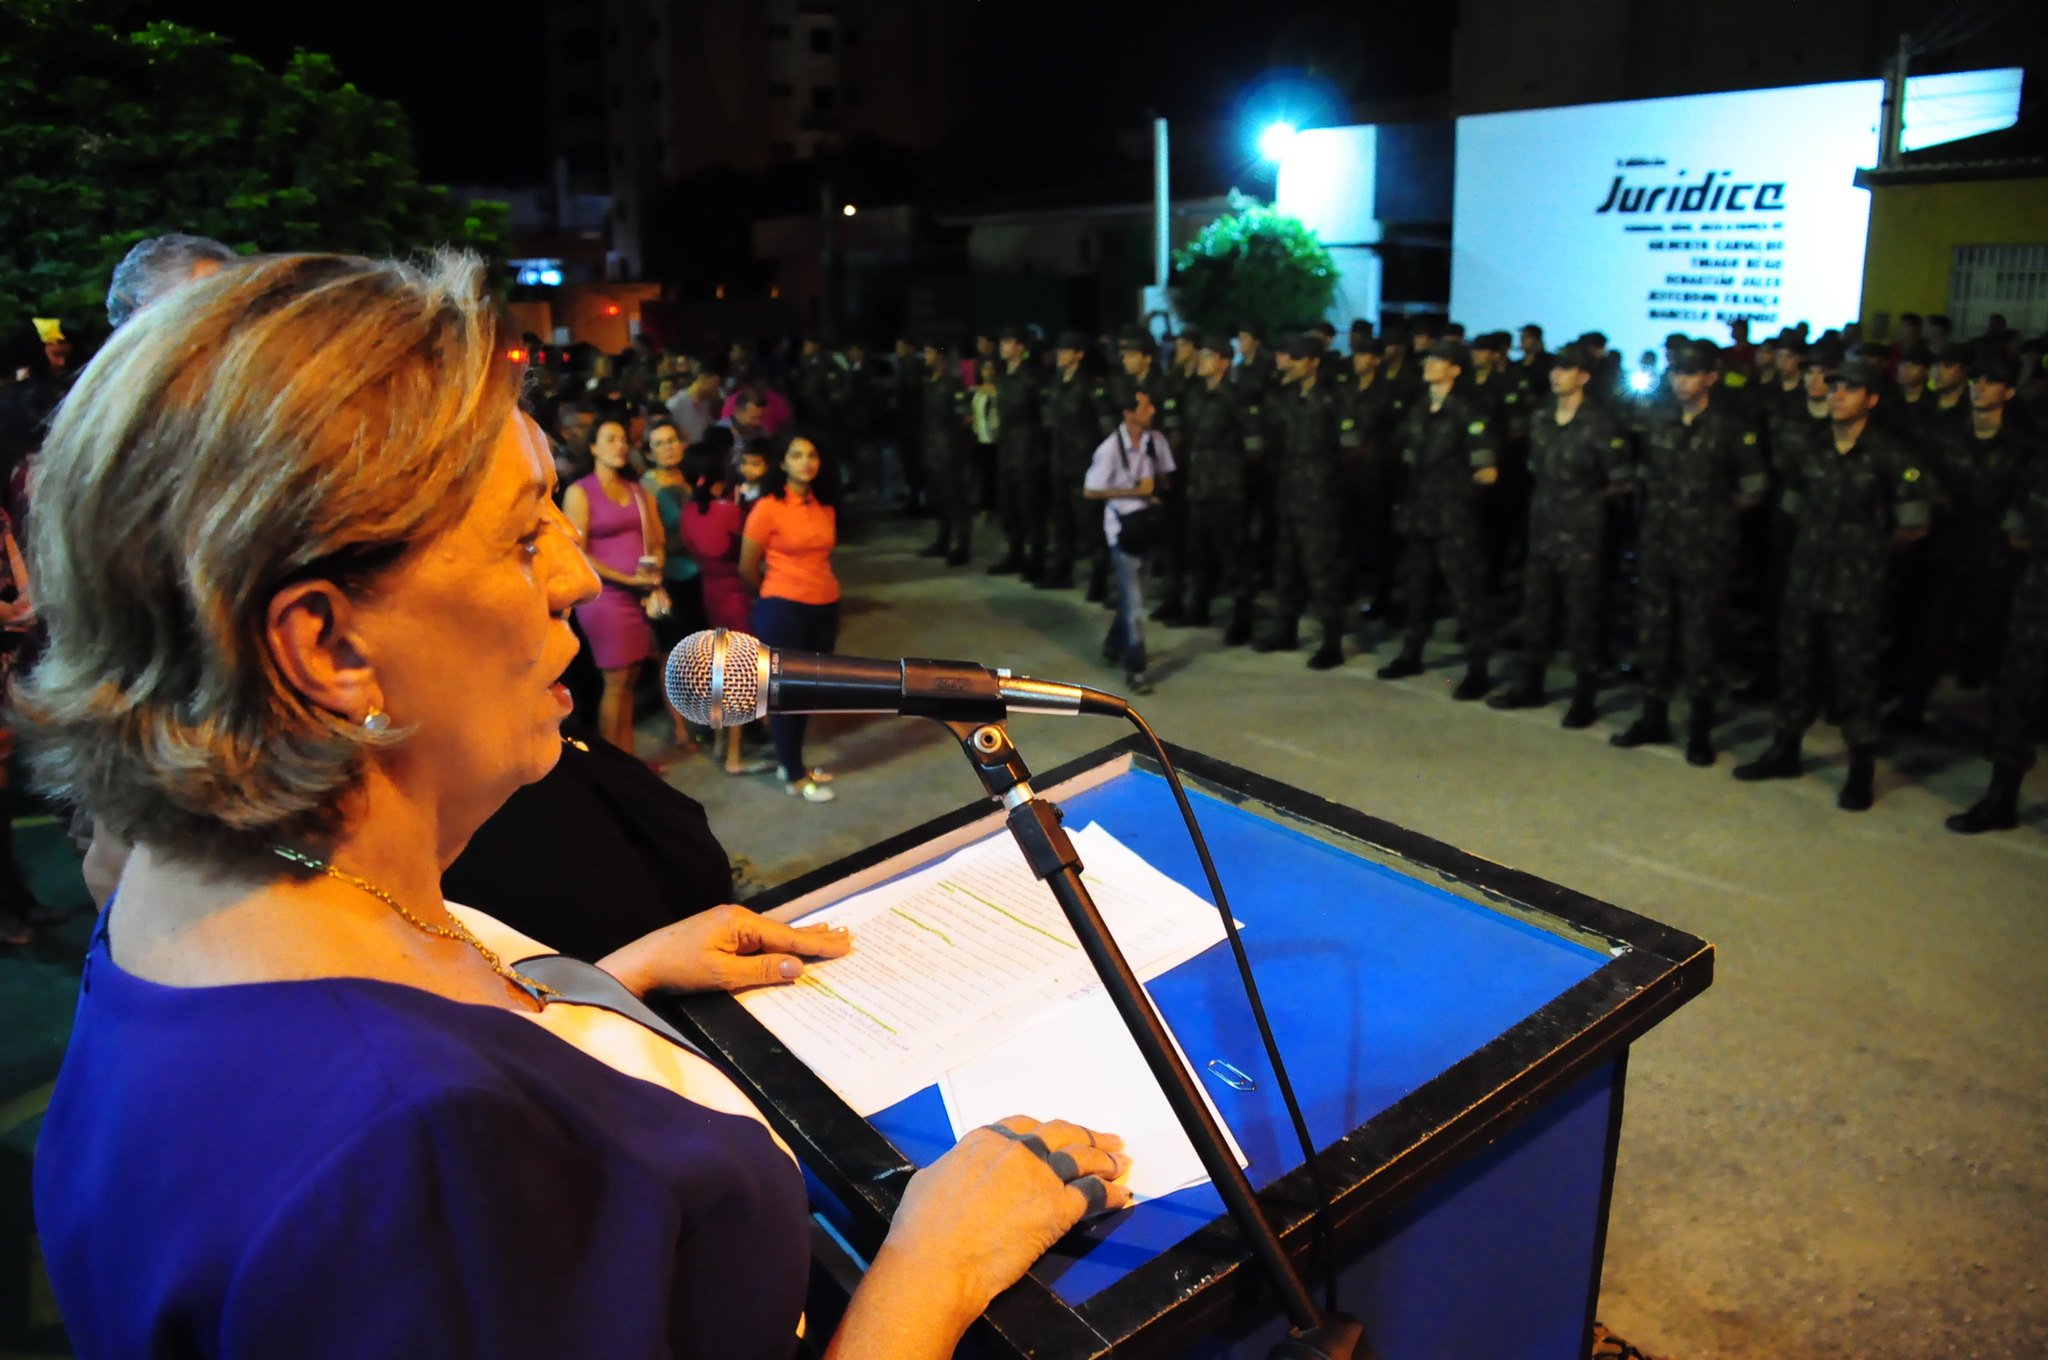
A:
[1206, 1060, 1257, 1092]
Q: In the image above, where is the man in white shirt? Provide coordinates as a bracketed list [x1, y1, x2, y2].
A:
[1085, 388, 1175, 694]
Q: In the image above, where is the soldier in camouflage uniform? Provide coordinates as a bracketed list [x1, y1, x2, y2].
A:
[1947, 436, 2048, 833]
[1922, 341, 1975, 436]
[793, 338, 847, 495]
[837, 338, 882, 494]
[1734, 360, 1932, 810]
[1337, 337, 1405, 628]
[1889, 354, 2033, 727]
[1038, 330, 1111, 593]
[1233, 323, 1280, 578]
[891, 337, 926, 513]
[1175, 332, 1263, 644]
[1253, 335, 1350, 668]
[915, 335, 974, 567]
[1376, 338, 1501, 698]
[795, 336, 843, 430]
[1610, 340, 1767, 764]
[1488, 343, 1636, 726]
[1470, 331, 1532, 596]
[987, 324, 1047, 580]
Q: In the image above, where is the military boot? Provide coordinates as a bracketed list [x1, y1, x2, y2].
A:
[1837, 744, 1877, 811]
[1732, 732, 1803, 781]
[1487, 667, 1546, 710]
[1610, 698, 1672, 748]
[1222, 602, 1255, 648]
[1685, 703, 1717, 767]
[1306, 626, 1345, 670]
[1560, 674, 1600, 729]
[1945, 764, 2023, 834]
[1451, 660, 1492, 701]
[1376, 647, 1424, 680]
[1253, 618, 1301, 653]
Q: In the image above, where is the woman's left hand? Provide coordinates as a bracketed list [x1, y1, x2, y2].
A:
[598, 904, 853, 995]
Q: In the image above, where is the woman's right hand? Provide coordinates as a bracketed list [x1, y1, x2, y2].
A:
[631, 567, 664, 589]
[877, 1117, 1131, 1323]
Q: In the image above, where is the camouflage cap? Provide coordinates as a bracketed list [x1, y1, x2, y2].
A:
[1972, 354, 2019, 386]
[1350, 336, 1385, 357]
[1471, 331, 1510, 353]
[1935, 341, 1975, 366]
[1832, 358, 1886, 391]
[1899, 341, 1935, 367]
[997, 323, 1027, 342]
[1668, 339, 1720, 374]
[1425, 337, 1471, 367]
[1055, 329, 1091, 352]
[1175, 326, 1206, 350]
[1116, 326, 1153, 351]
[1553, 342, 1595, 372]
[1804, 339, 1845, 370]
[1195, 330, 1232, 355]
[1274, 333, 1325, 359]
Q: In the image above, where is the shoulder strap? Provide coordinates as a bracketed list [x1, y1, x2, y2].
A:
[633, 480, 659, 560]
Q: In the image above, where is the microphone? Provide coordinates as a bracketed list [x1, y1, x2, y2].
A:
[663, 628, 1130, 728]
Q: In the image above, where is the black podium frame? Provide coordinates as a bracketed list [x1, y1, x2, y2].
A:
[656, 736, 1714, 1359]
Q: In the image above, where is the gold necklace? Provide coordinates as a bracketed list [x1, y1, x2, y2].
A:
[269, 845, 559, 1001]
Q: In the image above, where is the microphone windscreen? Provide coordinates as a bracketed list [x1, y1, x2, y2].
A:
[664, 628, 763, 728]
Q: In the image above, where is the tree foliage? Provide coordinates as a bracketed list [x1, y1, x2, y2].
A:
[0, 0, 507, 341]
[1171, 190, 1337, 339]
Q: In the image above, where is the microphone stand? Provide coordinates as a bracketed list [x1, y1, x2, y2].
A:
[937, 716, 1372, 1360]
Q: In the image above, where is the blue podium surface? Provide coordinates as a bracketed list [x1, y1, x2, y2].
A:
[862, 768, 1609, 1306]
[669, 739, 1711, 1359]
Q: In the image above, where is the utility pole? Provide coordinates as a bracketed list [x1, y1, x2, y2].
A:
[1878, 31, 1910, 169]
[1154, 117, 1170, 292]
[1143, 116, 1170, 338]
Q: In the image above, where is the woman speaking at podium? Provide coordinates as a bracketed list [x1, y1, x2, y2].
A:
[24, 252, 1128, 1359]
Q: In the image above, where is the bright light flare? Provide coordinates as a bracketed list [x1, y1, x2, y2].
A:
[841, 203, 858, 217]
[1629, 371, 1656, 393]
[1258, 121, 1298, 162]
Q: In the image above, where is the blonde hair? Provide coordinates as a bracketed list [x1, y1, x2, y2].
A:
[16, 251, 520, 866]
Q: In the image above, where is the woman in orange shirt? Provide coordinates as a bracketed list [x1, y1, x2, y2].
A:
[739, 432, 842, 803]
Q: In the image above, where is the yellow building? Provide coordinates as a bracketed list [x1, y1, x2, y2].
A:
[1856, 122, 2048, 341]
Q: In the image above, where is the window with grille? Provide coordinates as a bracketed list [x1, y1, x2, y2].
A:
[1948, 244, 2048, 338]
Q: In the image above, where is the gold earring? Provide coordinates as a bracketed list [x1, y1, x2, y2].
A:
[362, 708, 391, 735]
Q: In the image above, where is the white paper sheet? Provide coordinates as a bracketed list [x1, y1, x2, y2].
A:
[939, 989, 1250, 1202]
[735, 822, 1235, 1116]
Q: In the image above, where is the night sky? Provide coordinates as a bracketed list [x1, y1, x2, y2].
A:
[150, 0, 1450, 190]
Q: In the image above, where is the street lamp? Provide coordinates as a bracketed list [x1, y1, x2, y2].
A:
[1258, 121, 1297, 163]
[841, 203, 857, 217]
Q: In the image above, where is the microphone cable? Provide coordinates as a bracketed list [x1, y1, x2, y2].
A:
[1121, 706, 1339, 1313]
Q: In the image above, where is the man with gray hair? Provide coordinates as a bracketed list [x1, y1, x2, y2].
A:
[105, 232, 240, 329]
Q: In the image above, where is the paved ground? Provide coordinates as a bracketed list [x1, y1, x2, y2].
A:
[650, 509, 2048, 1360]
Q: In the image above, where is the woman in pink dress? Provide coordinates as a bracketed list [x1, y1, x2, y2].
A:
[563, 417, 660, 756]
